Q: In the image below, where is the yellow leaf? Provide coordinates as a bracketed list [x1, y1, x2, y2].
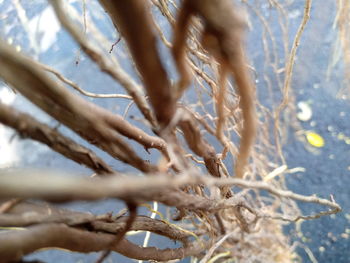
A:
[306, 132, 325, 147]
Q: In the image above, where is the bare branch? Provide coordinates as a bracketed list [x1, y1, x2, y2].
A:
[0, 170, 341, 219]
[95, 1, 227, 184]
[274, 0, 312, 162]
[172, 0, 257, 178]
[0, 223, 208, 262]
[92, 216, 190, 244]
[0, 102, 113, 175]
[0, 170, 232, 212]
[199, 231, 234, 263]
[98, 0, 176, 128]
[2, 201, 190, 244]
[0, 1, 343, 262]
[96, 203, 138, 263]
[178, 112, 221, 178]
[49, 0, 156, 126]
[0, 211, 109, 227]
[0, 199, 22, 214]
[0, 41, 164, 172]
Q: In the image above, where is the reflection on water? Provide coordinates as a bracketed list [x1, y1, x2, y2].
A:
[0, 86, 18, 168]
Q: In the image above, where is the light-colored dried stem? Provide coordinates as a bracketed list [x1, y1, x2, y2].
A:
[199, 231, 234, 263]
[274, 0, 312, 163]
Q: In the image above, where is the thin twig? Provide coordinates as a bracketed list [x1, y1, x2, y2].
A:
[199, 231, 234, 263]
[274, 0, 312, 163]
[37, 62, 132, 99]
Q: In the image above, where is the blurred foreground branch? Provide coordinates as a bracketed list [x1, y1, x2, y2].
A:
[0, 170, 341, 220]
